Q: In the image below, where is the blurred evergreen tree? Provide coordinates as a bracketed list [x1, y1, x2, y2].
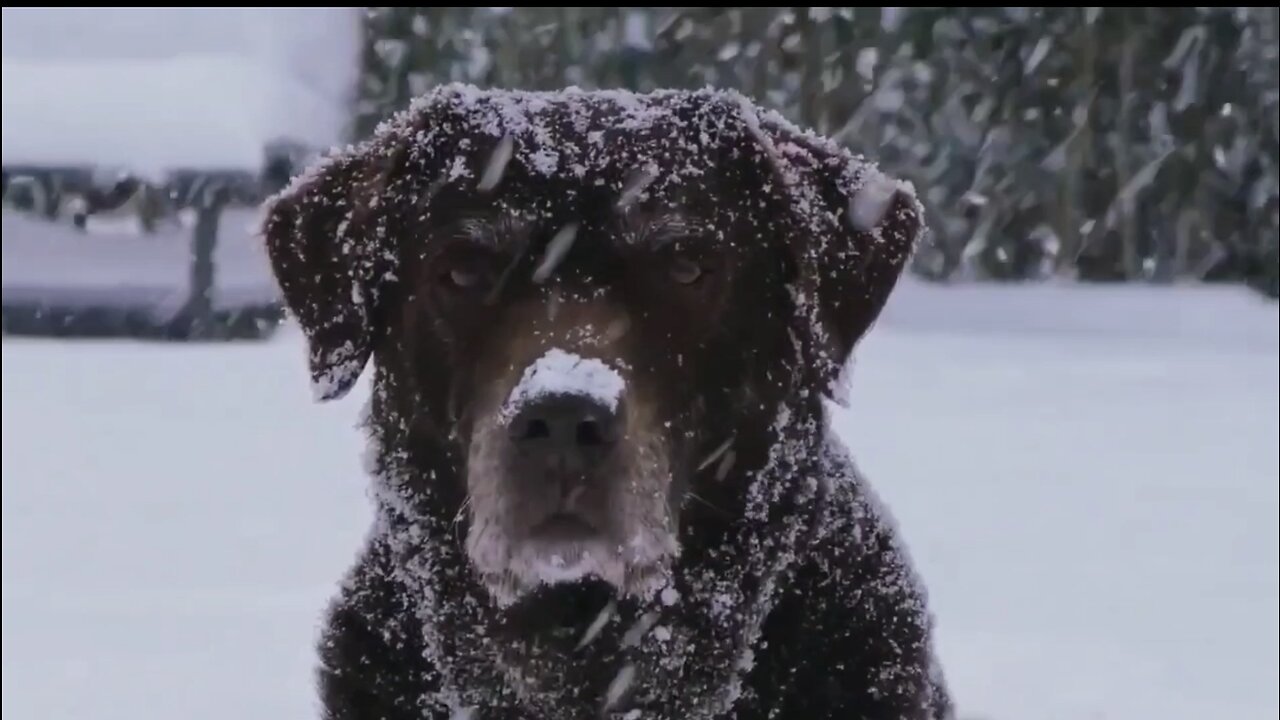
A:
[353, 7, 1279, 297]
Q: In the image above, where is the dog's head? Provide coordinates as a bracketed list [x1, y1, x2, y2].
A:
[262, 86, 922, 606]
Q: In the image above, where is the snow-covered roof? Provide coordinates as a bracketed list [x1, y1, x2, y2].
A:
[1, 54, 349, 177]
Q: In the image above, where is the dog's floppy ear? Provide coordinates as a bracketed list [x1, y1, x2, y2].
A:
[261, 143, 403, 402]
[748, 108, 925, 398]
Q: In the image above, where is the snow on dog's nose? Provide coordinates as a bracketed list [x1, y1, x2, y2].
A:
[500, 348, 625, 424]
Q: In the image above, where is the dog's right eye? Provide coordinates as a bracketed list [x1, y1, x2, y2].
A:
[669, 256, 704, 285]
[433, 252, 494, 296]
[446, 266, 482, 289]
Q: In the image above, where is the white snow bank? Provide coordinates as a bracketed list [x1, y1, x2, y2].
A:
[876, 275, 1280, 353]
[0, 279, 1275, 719]
[840, 280, 1279, 720]
[1, 52, 348, 175]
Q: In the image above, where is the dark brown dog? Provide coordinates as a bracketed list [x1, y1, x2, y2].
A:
[262, 84, 951, 720]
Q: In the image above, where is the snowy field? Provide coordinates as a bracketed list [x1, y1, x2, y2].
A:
[2, 279, 1277, 720]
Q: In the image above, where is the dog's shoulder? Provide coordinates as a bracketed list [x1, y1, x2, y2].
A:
[745, 439, 953, 720]
[316, 538, 449, 719]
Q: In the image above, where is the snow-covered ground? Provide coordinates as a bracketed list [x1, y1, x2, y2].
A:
[2, 279, 1277, 720]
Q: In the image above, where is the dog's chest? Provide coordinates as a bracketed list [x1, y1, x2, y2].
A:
[432, 605, 769, 720]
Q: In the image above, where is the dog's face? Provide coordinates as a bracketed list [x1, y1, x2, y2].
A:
[400, 195, 791, 604]
[262, 86, 921, 607]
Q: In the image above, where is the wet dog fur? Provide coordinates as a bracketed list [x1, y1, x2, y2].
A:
[262, 85, 952, 720]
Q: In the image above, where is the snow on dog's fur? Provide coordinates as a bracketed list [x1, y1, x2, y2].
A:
[262, 84, 952, 719]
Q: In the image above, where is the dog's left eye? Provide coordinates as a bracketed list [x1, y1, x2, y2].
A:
[433, 251, 495, 296]
[447, 267, 482, 289]
[669, 256, 705, 285]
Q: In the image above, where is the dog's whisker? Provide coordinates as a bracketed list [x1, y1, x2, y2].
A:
[697, 436, 735, 472]
[451, 496, 473, 530]
[451, 496, 475, 547]
[687, 490, 728, 517]
[450, 497, 471, 525]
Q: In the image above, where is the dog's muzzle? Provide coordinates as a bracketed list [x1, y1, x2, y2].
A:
[507, 392, 621, 538]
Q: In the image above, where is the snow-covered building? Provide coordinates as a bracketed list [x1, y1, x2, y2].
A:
[1, 7, 360, 339]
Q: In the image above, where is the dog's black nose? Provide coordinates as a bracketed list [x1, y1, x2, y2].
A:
[508, 394, 619, 468]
